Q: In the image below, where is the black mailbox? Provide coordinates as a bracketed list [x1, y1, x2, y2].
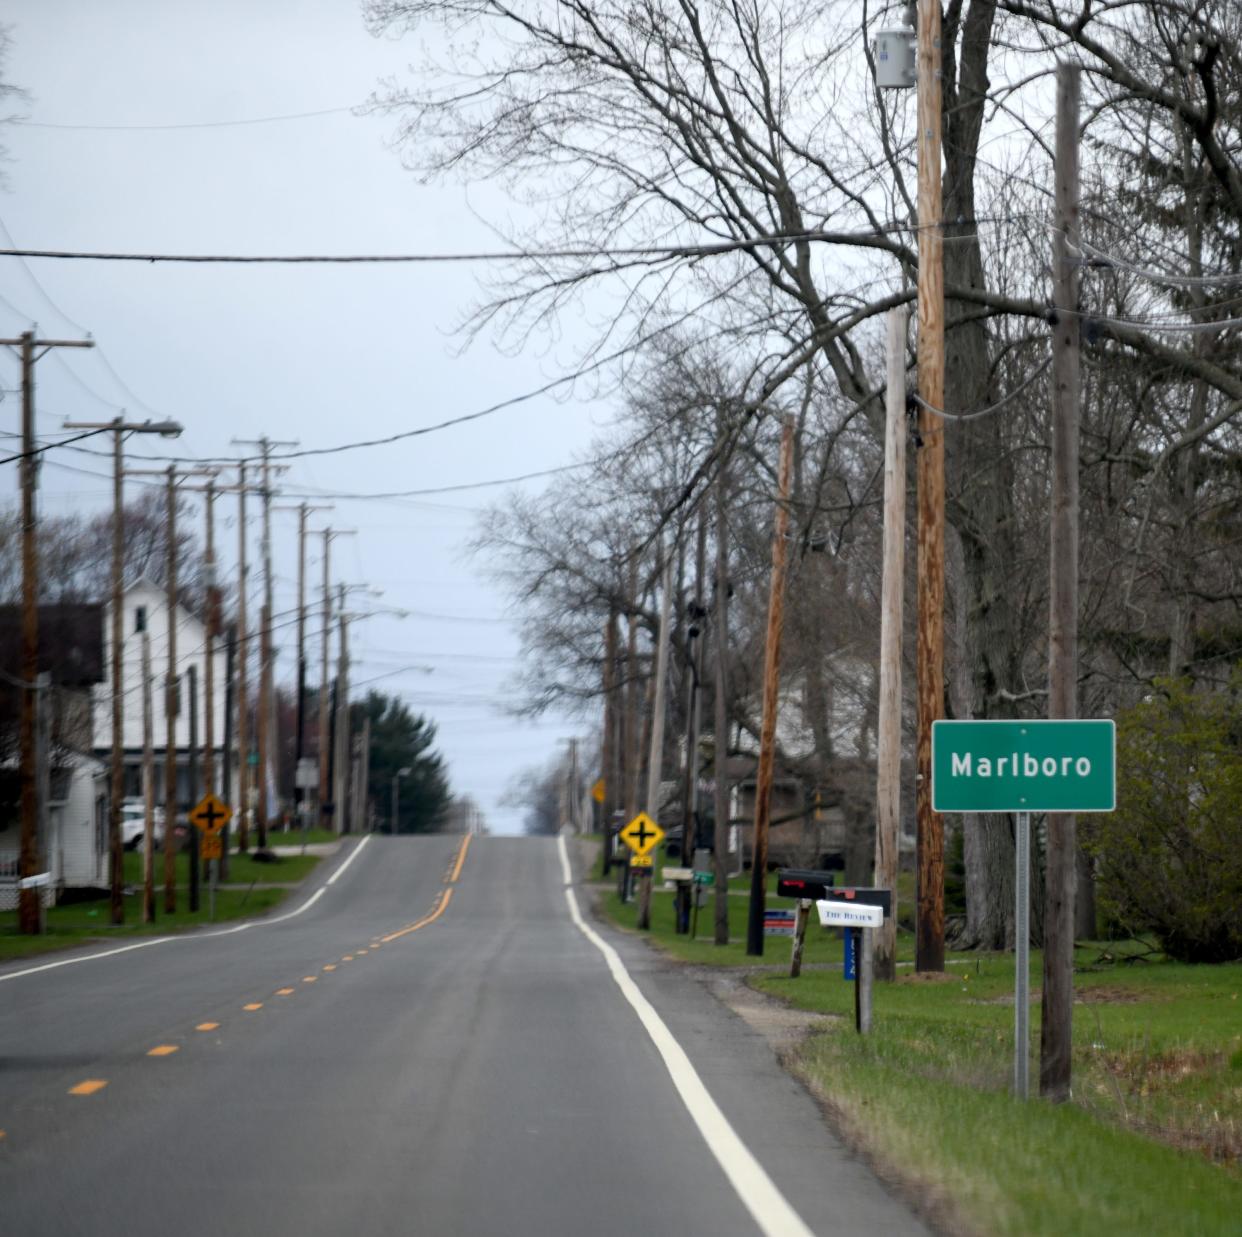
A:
[776, 869, 892, 917]
[776, 868, 837, 900]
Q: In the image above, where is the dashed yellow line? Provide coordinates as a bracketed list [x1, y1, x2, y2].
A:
[69, 1080, 108, 1096]
[147, 1045, 179, 1057]
[244, 1003, 263, 1012]
[323, 964, 336, 971]
[303, 976, 317, 983]
[276, 988, 295, 996]
[196, 1022, 219, 1032]
[342, 955, 353, 962]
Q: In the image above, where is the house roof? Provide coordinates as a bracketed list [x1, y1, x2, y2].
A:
[0, 604, 105, 686]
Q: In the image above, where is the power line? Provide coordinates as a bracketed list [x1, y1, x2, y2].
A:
[913, 356, 1053, 421]
[13, 107, 355, 132]
[0, 227, 914, 267]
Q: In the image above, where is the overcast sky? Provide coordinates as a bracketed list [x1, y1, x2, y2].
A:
[0, 1, 612, 834]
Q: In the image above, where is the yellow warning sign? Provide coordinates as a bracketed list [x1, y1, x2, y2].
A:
[199, 831, 224, 861]
[629, 852, 654, 868]
[189, 793, 233, 834]
[591, 778, 606, 804]
[618, 812, 664, 857]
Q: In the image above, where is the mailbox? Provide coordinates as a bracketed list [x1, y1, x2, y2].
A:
[776, 868, 837, 900]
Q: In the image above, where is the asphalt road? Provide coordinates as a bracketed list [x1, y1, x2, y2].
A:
[0, 835, 927, 1237]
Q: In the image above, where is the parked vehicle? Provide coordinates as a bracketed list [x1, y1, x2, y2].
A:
[119, 800, 165, 850]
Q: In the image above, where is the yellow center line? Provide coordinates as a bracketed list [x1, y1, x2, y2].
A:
[69, 1080, 108, 1096]
[196, 1022, 219, 1032]
[381, 886, 455, 943]
[276, 988, 295, 996]
[357, 949, 368, 955]
[303, 976, 317, 983]
[323, 964, 336, 971]
[147, 1045, 178, 1057]
[447, 834, 472, 883]
[244, 1003, 263, 1011]
[342, 955, 353, 962]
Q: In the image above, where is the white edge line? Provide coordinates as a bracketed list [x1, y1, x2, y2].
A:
[0, 837, 370, 985]
[555, 834, 815, 1237]
[326, 834, 370, 885]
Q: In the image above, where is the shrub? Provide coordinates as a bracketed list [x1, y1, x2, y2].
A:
[1081, 677, 1242, 963]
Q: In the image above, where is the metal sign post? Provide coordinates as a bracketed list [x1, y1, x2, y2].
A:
[1014, 810, 1031, 1100]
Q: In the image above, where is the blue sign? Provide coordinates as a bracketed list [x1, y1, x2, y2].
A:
[843, 927, 857, 981]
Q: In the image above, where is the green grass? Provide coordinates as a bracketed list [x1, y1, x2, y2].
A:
[121, 849, 321, 887]
[757, 951, 1242, 1233]
[256, 827, 340, 847]
[0, 851, 325, 963]
[594, 868, 1242, 1232]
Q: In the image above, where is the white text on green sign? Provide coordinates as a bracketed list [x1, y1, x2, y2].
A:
[931, 719, 1115, 813]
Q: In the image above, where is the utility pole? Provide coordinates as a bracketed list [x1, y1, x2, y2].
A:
[236, 461, 251, 853]
[334, 583, 351, 834]
[292, 503, 331, 833]
[64, 415, 182, 926]
[915, 0, 947, 974]
[713, 455, 731, 946]
[600, 606, 618, 876]
[127, 463, 212, 913]
[316, 528, 354, 829]
[5, 331, 94, 933]
[141, 628, 156, 923]
[746, 417, 795, 957]
[618, 552, 641, 900]
[233, 437, 296, 849]
[680, 513, 707, 873]
[187, 665, 200, 912]
[873, 308, 908, 982]
[637, 552, 673, 931]
[1042, 61, 1081, 1104]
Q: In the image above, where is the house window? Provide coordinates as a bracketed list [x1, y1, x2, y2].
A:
[134, 605, 147, 634]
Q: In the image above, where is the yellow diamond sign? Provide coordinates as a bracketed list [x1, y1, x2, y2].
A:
[618, 812, 664, 857]
[591, 778, 606, 804]
[189, 793, 233, 835]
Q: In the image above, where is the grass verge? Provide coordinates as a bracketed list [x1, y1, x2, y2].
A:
[596, 879, 1242, 1234]
[0, 851, 325, 964]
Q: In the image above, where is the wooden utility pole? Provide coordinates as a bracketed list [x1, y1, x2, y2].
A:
[233, 437, 295, 848]
[713, 458, 731, 945]
[236, 461, 251, 852]
[64, 415, 183, 925]
[915, 0, 947, 973]
[293, 504, 330, 831]
[126, 462, 213, 913]
[618, 552, 641, 899]
[746, 417, 795, 957]
[162, 465, 179, 913]
[680, 513, 707, 867]
[1042, 61, 1081, 1104]
[334, 584, 351, 834]
[637, 552, 673, 931]
[141, 629, 156, 923]
[319, 528, 332, 828]
[873, 308, 909, 982]
[600, 606, 618, 876]
[5, 331, 94, 934]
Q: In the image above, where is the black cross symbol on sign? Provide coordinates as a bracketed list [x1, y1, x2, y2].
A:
[196, 798, 229, 832]
[631, 818, 658, 850]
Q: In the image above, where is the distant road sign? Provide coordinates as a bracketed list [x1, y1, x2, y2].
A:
[591, 778, 605, 804]
[200, 832, 223, 861]
[189, 793, 233, 834]
[932, 719, 1115, 813]
[295, 758, 318, 790]
[629, 852, 653, 868]
[763, 909, 797, 937]
[817, 901, 883, 929]
[618, 812, 664, 857]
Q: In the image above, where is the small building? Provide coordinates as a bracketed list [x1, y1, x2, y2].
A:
[91, 578, 228, 813]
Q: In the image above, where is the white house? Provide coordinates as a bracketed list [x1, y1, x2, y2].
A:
[92, 578, 228, 814]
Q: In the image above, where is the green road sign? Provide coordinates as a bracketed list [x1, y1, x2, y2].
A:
[932, 719, 1115, 813]
[692, 871, 714, 886]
